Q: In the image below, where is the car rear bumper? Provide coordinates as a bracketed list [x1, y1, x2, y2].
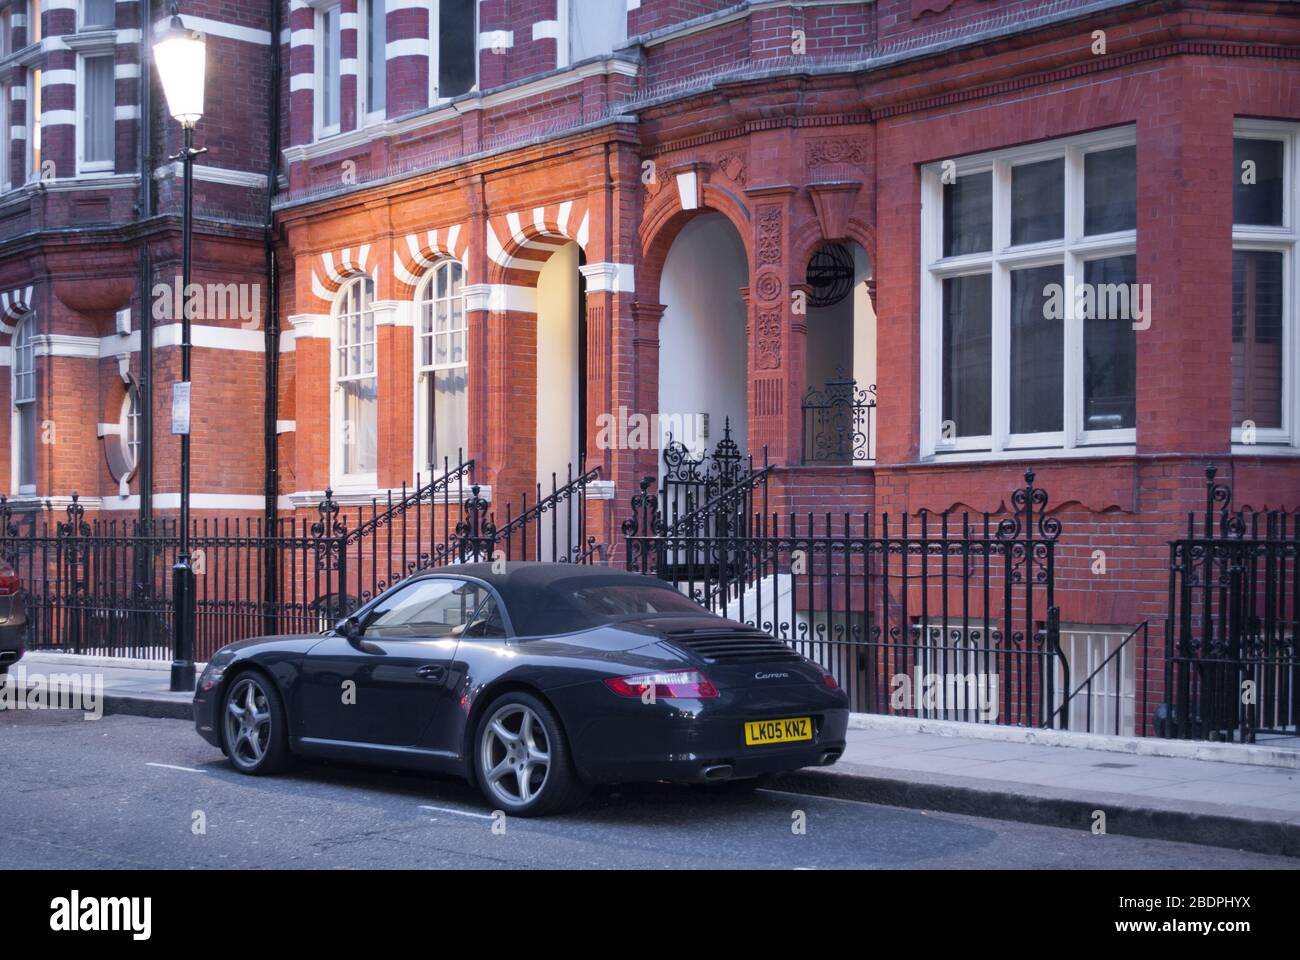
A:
[0, 594, 27, 671]
[560, 683, 850, 785]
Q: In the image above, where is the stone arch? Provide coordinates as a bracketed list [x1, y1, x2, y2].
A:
[638, 180, 752, 303]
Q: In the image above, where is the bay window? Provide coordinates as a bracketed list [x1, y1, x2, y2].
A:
[333, 278, 378, 484]
[922, 128, 1138, 456]
[415, 260, 468, 475]
[1232, 121, 1296, 447]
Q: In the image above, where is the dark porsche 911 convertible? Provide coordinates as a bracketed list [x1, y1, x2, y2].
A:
[193, 563, 849, 816]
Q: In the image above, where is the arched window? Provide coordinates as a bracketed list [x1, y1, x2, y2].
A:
[415, 260, 468, 475]
[333, 277, 378, 483]
[11, 315, 35, 492]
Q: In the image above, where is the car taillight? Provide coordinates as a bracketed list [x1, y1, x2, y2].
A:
[822, 672, 840, 690]
[0, 563, 19, 597]
[603, 670, 719, 700]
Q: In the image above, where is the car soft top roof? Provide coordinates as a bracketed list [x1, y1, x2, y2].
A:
[426, 563, 682, 637]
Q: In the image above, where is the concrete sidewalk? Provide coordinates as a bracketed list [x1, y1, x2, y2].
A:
[6, 651, 1300, 858]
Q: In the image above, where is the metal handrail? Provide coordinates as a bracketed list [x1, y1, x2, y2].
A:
[1047, 620, 1148, 734]
[340, 456, 474, 547]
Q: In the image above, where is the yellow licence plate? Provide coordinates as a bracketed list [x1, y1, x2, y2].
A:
[744, 717, 812, 746]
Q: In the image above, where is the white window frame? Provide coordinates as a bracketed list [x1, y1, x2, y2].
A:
[331, 276, 378, 489]
[10, 313, 35, 495]
[313, 0, 342, 140]
[557, 0, 627, 68]
[120, 381, 141, 478]
[25, 65, 39, 183]
[75, 50, 114, 175]
[920, 126, 1139, 460]
[0, 81, 9, 192]
[555, 0, 571, 68]
[413, 259, 468, 480]
[358, 0, 385, 127]
[428, 0, 478, 106]
[1231, 118, 1298, 453]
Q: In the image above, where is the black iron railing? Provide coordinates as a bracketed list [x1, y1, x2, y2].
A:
[0, 454, 607, 662]
[802, 373, 875, 465]
[626, 469, 1065, 727]
[1164, 466, 1299, 743]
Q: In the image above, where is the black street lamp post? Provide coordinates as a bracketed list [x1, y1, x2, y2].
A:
[154, 7, 207, 693]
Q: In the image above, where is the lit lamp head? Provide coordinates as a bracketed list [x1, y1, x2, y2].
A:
[153, 9, 206, 128]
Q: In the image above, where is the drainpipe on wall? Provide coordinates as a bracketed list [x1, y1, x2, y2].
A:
[137, 0, 154, 524]
[261, 0, 284, 636]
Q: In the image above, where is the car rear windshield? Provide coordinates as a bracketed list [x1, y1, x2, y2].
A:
[516, 582, 709, 636]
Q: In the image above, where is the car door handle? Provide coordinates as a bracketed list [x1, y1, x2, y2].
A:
[417, 664, 447, 682]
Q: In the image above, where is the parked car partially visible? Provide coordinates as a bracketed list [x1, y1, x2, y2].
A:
[0, 560, 25, 674]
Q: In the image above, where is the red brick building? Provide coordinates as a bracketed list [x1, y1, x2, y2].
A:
[1, 0, 1298, 730]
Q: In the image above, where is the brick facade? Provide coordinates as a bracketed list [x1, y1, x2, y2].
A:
[0, 0, 1298, 667]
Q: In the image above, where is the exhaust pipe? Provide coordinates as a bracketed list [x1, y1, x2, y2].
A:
[819, 750, 841, 766]
[701, 764, 733, 781]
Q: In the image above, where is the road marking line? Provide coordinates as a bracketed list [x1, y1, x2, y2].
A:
[146, 762, 206, 773]
[418, 804, 494, 821]
[757, 787, 873, 807]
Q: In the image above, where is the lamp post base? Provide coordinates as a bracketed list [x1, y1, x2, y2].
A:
[170, 559, 196, 693]
[170, 660, 196, 693]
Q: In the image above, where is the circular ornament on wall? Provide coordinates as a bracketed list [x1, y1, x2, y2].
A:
[806, 243, 854, 308]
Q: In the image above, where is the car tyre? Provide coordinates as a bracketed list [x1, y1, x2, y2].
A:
[221, 671, 292, 776]
[474, 691, 587, 817]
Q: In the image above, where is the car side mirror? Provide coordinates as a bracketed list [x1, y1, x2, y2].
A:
[335, 616, 363, 640]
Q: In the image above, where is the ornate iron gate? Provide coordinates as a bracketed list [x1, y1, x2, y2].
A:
[1165, 466, 1299, 743]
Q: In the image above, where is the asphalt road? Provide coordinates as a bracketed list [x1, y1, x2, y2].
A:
[1, 710, 1295, 870]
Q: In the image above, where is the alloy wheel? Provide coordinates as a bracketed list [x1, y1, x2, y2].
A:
[225, 676, 273, 769]
[480, 702, 552, 806]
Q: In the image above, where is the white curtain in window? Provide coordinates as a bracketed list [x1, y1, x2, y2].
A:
[321, 6, 341, 129]
[83, 0, 114, 28]
[417, 261, 468, 471]
[82, 54, 114, 165]
[568, 0, 626, 63]
[12, 318, 36, 488]
[366, 0, 385, 115]
[336, 279, 378, 478]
